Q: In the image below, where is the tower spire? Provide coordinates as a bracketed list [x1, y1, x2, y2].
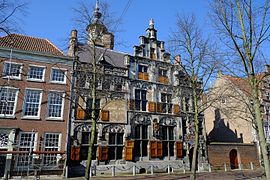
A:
[146, 18, 157, 39]
[149, 18, 154, 29]
[93, 0, 102, 24]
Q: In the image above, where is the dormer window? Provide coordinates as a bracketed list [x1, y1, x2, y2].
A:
[138, 65, 149, 81]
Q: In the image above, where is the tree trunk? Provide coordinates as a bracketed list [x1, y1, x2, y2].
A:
[251, 76, 270, 179]
[85, 44, 97, 180]
[190, 87, 199, 180]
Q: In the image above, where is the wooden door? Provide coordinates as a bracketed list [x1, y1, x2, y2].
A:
[229, 149, 238, 169]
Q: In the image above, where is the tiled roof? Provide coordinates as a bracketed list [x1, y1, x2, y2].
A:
[224, 74, 264, 96]
[78, 45, 127, 68]
[0, 34, 64, 56]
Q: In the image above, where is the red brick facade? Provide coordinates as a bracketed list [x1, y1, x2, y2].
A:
[208, 143, 259, 169]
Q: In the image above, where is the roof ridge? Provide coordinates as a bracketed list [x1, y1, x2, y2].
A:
[0, 33, 65, 57]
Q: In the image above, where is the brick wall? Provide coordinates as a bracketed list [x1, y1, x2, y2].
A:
[0, 56, 72, 150]
[208, 143, 259, 169]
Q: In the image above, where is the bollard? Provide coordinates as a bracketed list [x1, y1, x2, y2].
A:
[208, 164, 212, 172]
[90, 166, 92, 178]
[183, 167, 186, 174]
[167, 164, 170, 174]
[250, 162, 254, 170]
[224, 162, 227, 172]
[133, 165, 136, 176]
[172, 167, 174, 173]
[238, 163, 242, 170]
[112, 165, 115, 177]
[151, 165, 153, 175]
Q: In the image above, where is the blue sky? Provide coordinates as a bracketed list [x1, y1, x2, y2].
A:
[21, 0, 209, 54]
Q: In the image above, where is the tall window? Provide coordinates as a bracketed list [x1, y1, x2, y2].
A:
[162, 126, 174, 157]
[3, 62, 22, 79]
[80, 131, 97, 160]
[28, 65, 45, 81]
[16, 132, 36, 168]
[135, 89, 147, 111]
[23, 89, 42, 117]
[108, 133, 124, 160]
[0, 87, 18, 116]
[47, 92, 64, 119]
[161, 93, 172, 113]
[134, 124, 148, 157]
[43, 133, 60, 167]
[50, 68, 66, 83]
[85, 98, 100, 119]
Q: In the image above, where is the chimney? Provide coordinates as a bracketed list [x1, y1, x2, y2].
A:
[174, 55, 181, 65]
[68, 29, 77, 57]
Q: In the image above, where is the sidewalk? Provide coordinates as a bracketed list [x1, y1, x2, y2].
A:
[7, 170, 265, 180]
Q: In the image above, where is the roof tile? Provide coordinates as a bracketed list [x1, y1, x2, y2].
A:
[0, 34, 64, 56]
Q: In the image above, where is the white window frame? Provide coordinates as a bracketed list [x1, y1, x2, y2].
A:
[43, 132, 61, 167]
[22, 88, 43, 119]
[46, 91, 65, 120]
[15, 131, 37, 168]
[50, 68, 67, 84]
[27, 64, 46, 82]
[0, 86, 19, 118]
[2, 61, 23, 80]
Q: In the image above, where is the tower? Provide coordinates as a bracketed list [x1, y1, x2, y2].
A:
[86, 0, 114, 49]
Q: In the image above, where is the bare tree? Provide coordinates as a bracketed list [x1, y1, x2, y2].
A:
[72, 0, 121, 43]
[210, 0, 270, 178]
[169, 14, 218, 180]
[67, 1, 125, 179]
[0, 0, 27, 35]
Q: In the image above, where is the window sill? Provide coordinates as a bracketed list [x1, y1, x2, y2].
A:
[26, 79, 45, 83]
[21, 116, 41, 120]
[0, 115, 16, 119]
[46, 118, 64, 122]
[49, 81, 66, 85]
[2, 77, 22, 81]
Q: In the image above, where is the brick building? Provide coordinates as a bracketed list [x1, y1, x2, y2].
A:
[0, 34, 72, 178]
[204, 70, 270, 169]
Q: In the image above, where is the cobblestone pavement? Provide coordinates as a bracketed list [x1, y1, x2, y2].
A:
[9, 170, 265, 179]
[66, 170, 265, 180]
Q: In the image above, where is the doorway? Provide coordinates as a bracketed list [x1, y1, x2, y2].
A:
[229, 149, 238, 169]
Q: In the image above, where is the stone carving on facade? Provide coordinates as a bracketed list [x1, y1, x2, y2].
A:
[130, 113, 151, 125]
[102, 124, 125, 133]
[74, 123, 92, 132]
[159, 117, 177, 126]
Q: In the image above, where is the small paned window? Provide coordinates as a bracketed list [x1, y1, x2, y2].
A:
[47, 92, 64, 119]
[0, 87, 18, 116]
[51, 69, 66, 83]
[3, 62, 22, 79]
[23, 89, 42, 117]
[28, 66, 45, 81]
